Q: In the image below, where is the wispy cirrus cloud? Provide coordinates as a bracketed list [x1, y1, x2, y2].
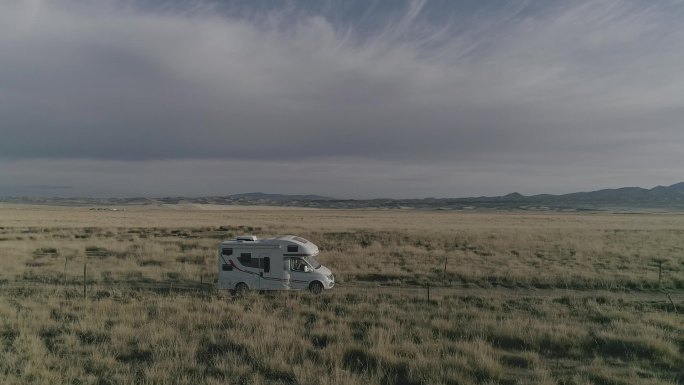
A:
[1, 0, 683, 197]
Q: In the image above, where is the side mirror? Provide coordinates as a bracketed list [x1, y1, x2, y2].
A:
[304, 266, 311, 273]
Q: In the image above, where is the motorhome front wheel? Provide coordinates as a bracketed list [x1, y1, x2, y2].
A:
[309, 281, 323, 294]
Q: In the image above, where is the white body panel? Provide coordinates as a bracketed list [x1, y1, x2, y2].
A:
[216, 235, 335, 292]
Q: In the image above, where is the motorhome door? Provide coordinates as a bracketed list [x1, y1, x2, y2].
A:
[287, 257, 310, 290]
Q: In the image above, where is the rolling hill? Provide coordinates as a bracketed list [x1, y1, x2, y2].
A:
[3, 183, 684, 211]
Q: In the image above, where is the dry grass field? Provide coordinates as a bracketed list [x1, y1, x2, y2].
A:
[0, 204, 682, 385]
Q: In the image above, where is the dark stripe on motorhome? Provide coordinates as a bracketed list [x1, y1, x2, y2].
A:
[260, 277, 309, 284]
[228, 260, 257, 275]
[220, 254, 230, 267]
[227, 260, 308, 284]
[283, 253, 312, 256]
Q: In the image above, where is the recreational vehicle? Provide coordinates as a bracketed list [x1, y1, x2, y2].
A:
[217, 235, 334, 295]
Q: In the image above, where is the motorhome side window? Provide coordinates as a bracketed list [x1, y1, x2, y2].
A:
[287, 245, 298, 253]
[239, 253, 251, 263]
[238, 253, 260, 268]
[290, 258, 306, 272]
[221, 248, 233, 257]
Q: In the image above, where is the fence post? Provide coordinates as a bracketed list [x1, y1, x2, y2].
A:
[658, 260, 663, 286]
[664, 292, 678, 314]
[653, 258, 666, 287]
[83, 263, 87, 299]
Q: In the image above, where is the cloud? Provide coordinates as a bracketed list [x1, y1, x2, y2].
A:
[0, 0, 683, 196]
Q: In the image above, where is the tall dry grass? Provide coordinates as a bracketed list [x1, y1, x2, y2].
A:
[1, 207, 682, 289]
[0, 287, 681, 384]
[0, 205, 682, 384]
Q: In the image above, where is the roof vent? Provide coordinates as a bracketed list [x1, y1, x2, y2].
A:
[236, 235, 257, 242]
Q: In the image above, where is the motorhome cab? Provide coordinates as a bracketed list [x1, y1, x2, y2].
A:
[217, 235, 334, 295]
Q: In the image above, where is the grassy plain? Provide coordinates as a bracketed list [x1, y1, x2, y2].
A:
[0, 204, 682, 385]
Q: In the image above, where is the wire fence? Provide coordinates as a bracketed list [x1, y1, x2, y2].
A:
[1, 275, 682, 312]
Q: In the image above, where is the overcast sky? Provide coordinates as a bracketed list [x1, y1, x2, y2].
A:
[1, 0, 683, 198]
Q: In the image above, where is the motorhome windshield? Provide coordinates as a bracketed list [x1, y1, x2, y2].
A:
[304, 255, 321, 269]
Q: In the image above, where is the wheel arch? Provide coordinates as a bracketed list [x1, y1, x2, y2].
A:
[308, 280, 324, 293]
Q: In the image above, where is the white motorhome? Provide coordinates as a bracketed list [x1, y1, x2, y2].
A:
[217, 235, 334, 295]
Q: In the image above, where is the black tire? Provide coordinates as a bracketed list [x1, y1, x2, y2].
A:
[234, 282, 249, 297]
[309, 281, 324, 295]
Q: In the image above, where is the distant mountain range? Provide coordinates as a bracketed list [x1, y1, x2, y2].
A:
[443, 182, 684, 211]
[4, 183, 684, 211]
[228, 192, 335, 202]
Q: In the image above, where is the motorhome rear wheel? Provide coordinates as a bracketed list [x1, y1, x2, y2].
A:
[234, 282, 249, 297]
